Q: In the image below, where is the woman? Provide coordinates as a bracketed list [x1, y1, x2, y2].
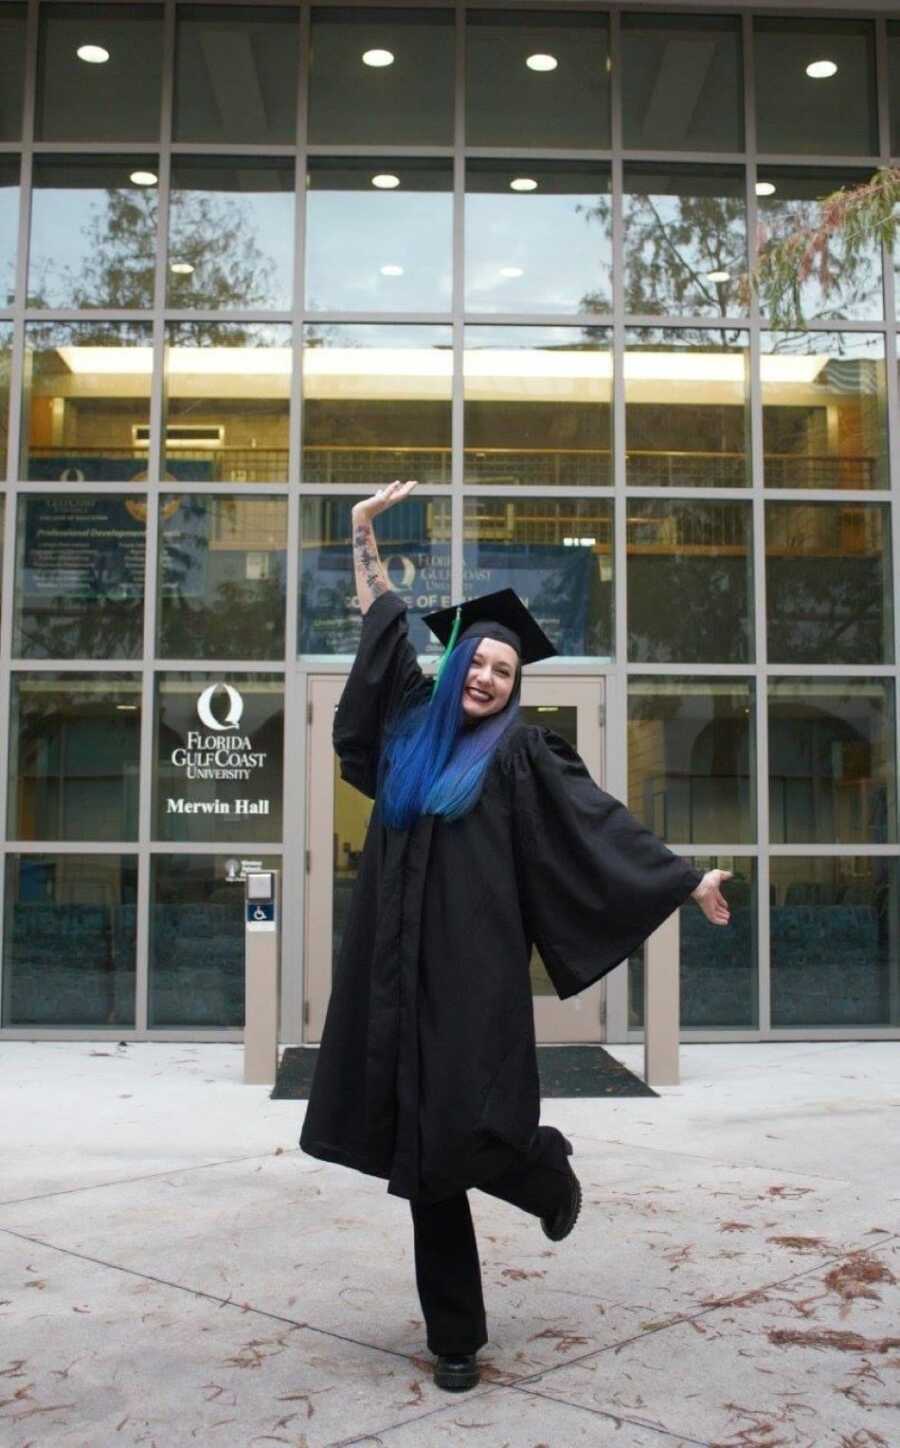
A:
[299, 479, 731, 1393]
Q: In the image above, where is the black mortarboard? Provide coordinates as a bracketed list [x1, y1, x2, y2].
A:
[423, 588, 558, 684]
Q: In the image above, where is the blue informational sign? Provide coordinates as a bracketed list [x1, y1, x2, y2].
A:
[246, 899, 276, 933]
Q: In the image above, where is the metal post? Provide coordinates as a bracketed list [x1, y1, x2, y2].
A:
[644, 909, 680, 1087]
[244, 870, 281, 1085]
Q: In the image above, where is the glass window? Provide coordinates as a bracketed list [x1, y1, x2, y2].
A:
[628, 678, 756, 845]
[769, 681, 896, 845]
[464, 326, 612, 487]
[154, 673, 284, 843]
[306, 158, 452, 314]
[890, 25, 900, 159]
[8, 674, 141, 841]
[629, 857, 758, 1030]
[310, 7, 453, 147]
[0, 159, 18, 306]
[2, 854, 137, 1027]
[770, 857, 900, 1029]
[0, 4, 26, 140]
[36, 3, 163, 142]
[149, 853, 277, 1027]
[168, 158, 293, 312]
[158, 495, 288, 660]
[299, 495, 450, 655]
[622, 13, 742, 154]
[466, 11, 609, 150]
[753, 18, 877, 158]
[756, 171, 883, 323]
[302, 323, 452, 487]
[174, 5, 299, 144]
[29, 157, 158, 310]
[14, 495, 145, 659]
[0, 322, 11, 477]
[761, 331, 888, 491]
[162, 323, 291, 485]
[625, 328, 750, 487]
[623, 166, 746, 318]
[21, 321, 153, 484]
[464, 498, 612, 659]
[627, 500, 753, 665]
[766, 503, 893, 666]
[466, 161, 611, 316]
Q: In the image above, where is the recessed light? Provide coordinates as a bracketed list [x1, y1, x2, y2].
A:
[372, 173, 400, 189]
[170, 261, 195, 275]
[380, 264, 404, 276]
[806, 59, 837, 79]
[363, 48, 394, 68]
[77, 43, 109, 64]
[116, 704, 138, 711]
[706, 270, 731, 283]
[499, 266, 524, 278]
[526, 53, 557, 72]
[510, 177, 538, 192]
[755, 180, 776, 197]
[130, 170, 157, 187]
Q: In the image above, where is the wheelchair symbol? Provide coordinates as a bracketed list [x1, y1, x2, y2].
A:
[253, 906, 267, 920]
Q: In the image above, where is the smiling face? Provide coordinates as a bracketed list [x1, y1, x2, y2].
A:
[461, 636, 519, 721]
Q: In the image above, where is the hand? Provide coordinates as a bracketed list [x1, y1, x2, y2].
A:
[691, 869, 732, 926]
[352, 479, 418, 524]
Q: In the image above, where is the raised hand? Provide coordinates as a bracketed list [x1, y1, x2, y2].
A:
[691, 869, 732, 926]
[352, 479, 418, 524]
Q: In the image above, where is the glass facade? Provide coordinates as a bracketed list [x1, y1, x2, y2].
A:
[0, 3, 897, 1041]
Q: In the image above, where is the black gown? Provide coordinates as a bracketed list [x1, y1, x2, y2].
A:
[299, 590, 704, 1205]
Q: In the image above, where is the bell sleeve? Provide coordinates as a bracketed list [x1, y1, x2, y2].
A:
[509, 725, 704, 1000]
[332, 590, 433, 799]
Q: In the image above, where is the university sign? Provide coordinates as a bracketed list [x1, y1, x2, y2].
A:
[166, 683, 271, 817]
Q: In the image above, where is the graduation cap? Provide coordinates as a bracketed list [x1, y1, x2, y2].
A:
[423, 588, 558, 687]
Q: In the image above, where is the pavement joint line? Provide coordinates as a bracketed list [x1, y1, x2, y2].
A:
[505, 1382, 715, 1448]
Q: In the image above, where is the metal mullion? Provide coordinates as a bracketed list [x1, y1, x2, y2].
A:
[622, 313, 752, 330]
[764, 663, 897, 676]
[755, 153, 882, 171]
[159, 310, 294, 325]
[306, 145, 453, 159]
[300, 311, 450, 326]
[462, 485, 616, 500]
[770, 843, 900, 855]
[153, 660, 287, 673]
[621, 149, 746, 167]
[626, 662, 758, 676]
[8, 659, 148, 672]
[462, 312, 614, 328]
[5, 839, 139, 853]
[149, 841, 284, 855]
[21, 310, 160, 323]
[169, 144, 298, 158]
[464, 147, 613, 163]
[153, 482, 291, 497]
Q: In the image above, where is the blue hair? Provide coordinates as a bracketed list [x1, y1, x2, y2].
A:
[377, 635, 521, 831]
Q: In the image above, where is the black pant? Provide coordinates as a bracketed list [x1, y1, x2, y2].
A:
[408, 1125, 572, 1356]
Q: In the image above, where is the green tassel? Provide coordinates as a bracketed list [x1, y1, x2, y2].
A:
[434, 605, 462, 688]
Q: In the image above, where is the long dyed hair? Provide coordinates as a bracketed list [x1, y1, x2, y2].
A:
[377, 635, 521, 831]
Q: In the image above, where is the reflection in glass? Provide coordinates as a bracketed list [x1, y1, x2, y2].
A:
[623, 166, 746, 317]
[466, 162, 611, 315]
[2, 854, 137, 1027]
[891, 24, 900, 158]
[466, 10, 609, 149]
[518, 705, 578, 995]
[0, 160, 18, 305]
[464, 327, 612, 487]
[36, 3, 163, 142]
[174, 5, 299, 144]
[754, 17, 877, 157]
[163, 323, 291, 484]
[0, 4, 25, 140]
[627, 500, 753, 664]
[154, 673, 284, 843]
[622, 13, 742, 153]
[756, 172, 883, 322]
[14, 495, 145, 659]
[8, 674, 141, 841]
[767, 503, 892, 665]
[625, 328, 750, 487]
[310, 8, 453, 146]
[464, 499, 612, 658]
[158, 495, 287, 660]
[29, 157, 158, 309]
[168, 158, 293, 311]
[306, 158, 452, 313]
[769, 680, 896, 846]
[761, 331, 887, 490]
[299, 495, 450, 655]
[628, 678, 756, 844]
[0, 322, 11, 477]
[21, 321, 153, 483]
[770, 857, 900, 1028]
[302, 324, 452, 487]
[629, 858, 757, 1029]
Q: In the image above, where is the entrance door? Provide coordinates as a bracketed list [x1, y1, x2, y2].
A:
[305, 673, 606, 1043]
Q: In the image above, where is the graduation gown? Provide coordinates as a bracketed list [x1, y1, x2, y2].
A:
[299, 590, 703, 1205]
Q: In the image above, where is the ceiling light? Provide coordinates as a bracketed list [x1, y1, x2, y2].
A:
[77, 43, 109, 63]
[170, 261, 194, 275]
[510, 177, 538, 192]
[706, 270, 731, 283]
[380, 264, 404, 276]
[806, 59, 837, 79]
[362, 48, 394, 67]
[130, 170, 157, 187]
[116, 704, 138, 711]
[372, 173, 400, 189]
[755, 180, 776, 197]
[499, 266, 524, 278]
[526, 53, 557, 72]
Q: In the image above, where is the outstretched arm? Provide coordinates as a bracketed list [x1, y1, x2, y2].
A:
[352, 479, 418, 616]
[691, 869, 732, 925]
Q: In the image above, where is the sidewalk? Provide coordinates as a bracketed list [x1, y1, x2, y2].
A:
[1, 1040, 898, 1447]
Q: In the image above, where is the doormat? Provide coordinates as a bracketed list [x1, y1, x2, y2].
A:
[271, 1045, 657, 1100]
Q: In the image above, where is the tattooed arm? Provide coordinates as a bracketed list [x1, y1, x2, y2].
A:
[351, 480, 418, 616]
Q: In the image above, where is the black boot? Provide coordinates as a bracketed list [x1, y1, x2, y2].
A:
[540, 1136, 582, 1242]
[433, 1352, 480, 1391]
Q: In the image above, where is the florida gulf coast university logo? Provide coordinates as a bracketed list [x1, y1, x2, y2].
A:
[197, 682, 244, 732]
[168, 682, 269, 811]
